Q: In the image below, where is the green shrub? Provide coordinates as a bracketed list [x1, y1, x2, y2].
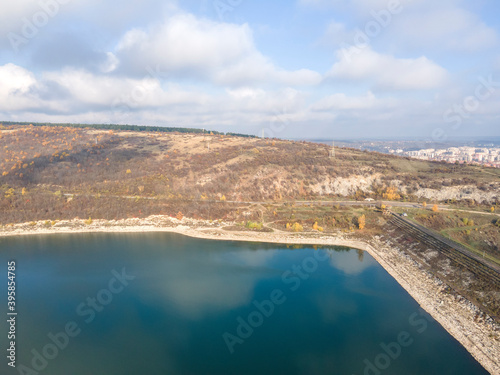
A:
[246, 221, 263, 230]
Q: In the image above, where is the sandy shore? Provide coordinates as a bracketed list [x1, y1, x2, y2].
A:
[1, 215, 498, 374]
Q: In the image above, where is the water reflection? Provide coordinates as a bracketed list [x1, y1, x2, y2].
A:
[328, 248, 376, 275]
[0, 233, 488, 375]
[139, 245, 376, 319]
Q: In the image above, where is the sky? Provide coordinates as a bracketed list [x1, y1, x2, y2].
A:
[0, 0, 499, 139]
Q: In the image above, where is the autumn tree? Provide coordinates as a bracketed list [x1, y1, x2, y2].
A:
[312, 221, 323, 231]
[383, 186, 400, 201]
[432, 204, 439, 212]
[358, 214, 366, 230]
[287, 222, 303, 232]
[292, 222, 303, 232]
[4, 188, 14, 199]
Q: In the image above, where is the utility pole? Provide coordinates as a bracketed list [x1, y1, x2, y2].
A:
[329, 140, 335, 159]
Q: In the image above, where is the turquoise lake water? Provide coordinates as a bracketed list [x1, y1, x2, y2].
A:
[0, 233, 489, 375]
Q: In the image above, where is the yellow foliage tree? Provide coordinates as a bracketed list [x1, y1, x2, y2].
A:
[422, 202, 427, 208]
[383, 186, 400, 201]
[432, 204, 439, 212]
[491, 207, 495, 213]
[220, 195, 226, 202]
[358, 214, 366, 230]
[126, 169, 131, 174]
[4, 188, 15, 198]
[312, 221, 324, 231]
[287, 222, 303, 232]
[176, 211, 184, 220]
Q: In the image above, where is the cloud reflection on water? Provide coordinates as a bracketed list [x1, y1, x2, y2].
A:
[136, 248, 277, 319]
[136, 244, 376, 320]
[328, 249, 377, 275]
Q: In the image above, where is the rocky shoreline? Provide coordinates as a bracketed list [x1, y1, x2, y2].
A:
[1, 215, 498, 374]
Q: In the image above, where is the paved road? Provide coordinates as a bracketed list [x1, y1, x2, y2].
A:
[224, 199, 498, 217]
[61, 193, 498, 217]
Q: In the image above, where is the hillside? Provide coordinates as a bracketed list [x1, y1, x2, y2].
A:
[0, 124, 498, 225]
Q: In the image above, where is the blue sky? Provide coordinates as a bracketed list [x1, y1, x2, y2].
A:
[1, 0, 499, 139]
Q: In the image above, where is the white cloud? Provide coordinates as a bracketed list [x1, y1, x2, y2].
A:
[327, 47, 448, 90]
[0, 0, 180, 51]
[1, 2, 498, 138]
[391, 6, 498, 52]
[0, 64, 308, 133]
[99, 52, 119, 73]
[0, 63, 39, 111]
[0, 1, 43, 36]
[310, 91, 396, 111]
[41, 68, 212, 112]
[114, 13, 321, 87]
[116, 14, 254, 75]
[319, 21, 352, 47]
[313, 1, 498, 54]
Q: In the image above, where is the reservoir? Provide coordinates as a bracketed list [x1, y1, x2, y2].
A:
[0, 233, 488, 375]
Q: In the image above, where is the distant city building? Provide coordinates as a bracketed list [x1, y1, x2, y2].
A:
[395, 146, 500, 168]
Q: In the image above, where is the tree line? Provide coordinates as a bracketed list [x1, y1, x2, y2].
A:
[0, 122, 257, 138]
